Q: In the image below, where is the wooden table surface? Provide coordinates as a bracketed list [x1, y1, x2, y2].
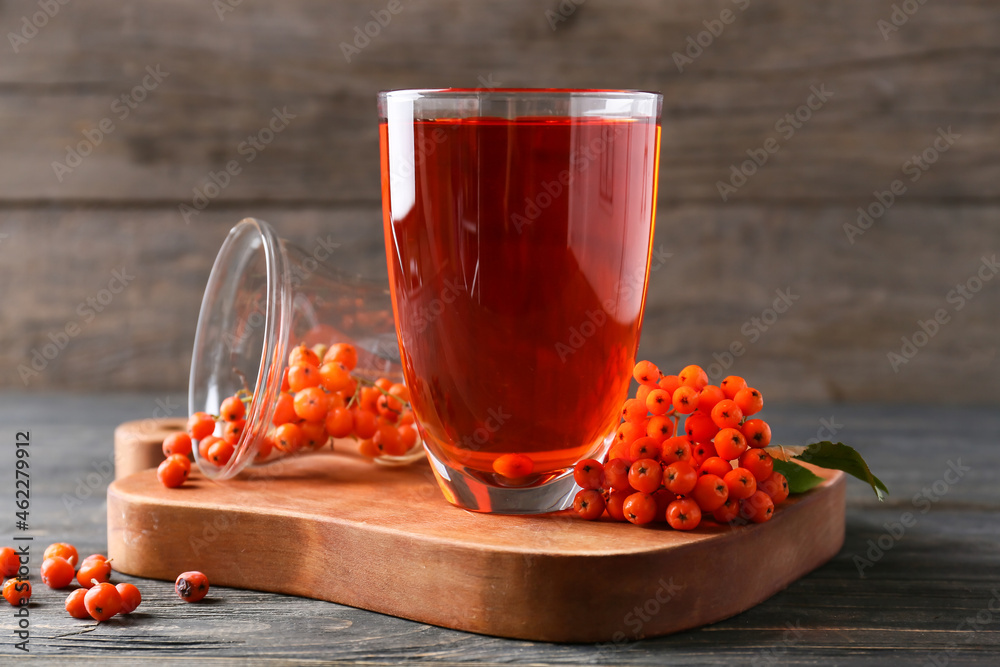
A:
[2, 393, 998, 665]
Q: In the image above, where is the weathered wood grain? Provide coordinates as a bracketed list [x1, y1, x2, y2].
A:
[3, 394, 999, 663]
[0, 0, 997, 203]
[1, 204, 997, 403]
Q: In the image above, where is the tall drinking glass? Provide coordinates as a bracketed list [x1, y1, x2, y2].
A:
[378, 89, 662, 513]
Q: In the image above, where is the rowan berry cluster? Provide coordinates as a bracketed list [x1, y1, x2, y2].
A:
[572, 361, 790, 529]
[165, 342, 420, 488]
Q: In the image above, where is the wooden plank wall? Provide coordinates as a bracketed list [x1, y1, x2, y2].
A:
[1, 0, 997, 403]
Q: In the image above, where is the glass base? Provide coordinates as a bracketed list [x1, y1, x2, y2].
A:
[425, 448, 581, 515]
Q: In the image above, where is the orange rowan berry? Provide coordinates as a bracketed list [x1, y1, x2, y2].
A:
[573, 489, 606, 520]
[77, 555, 111, 588]
[274, 422, 304, 453]
[325, 407, 354, 438]
[671, 386, 699, 414]
[740, 448, 774, 482]
[65, 588, 90, 619]
[723, 467, 757, 500]
[43, 542, 79, 568]
[633, 360, 661, 386]
[741, 418, 772, 448]
[272, 391, 298, 426]
[187, 412, 217, 440]
[741, 490, 775, 523]
[220, 395, 246, 422]
[666, 498, 702, 530]
[760, 471, 790, 504]
[116, 582, 142, 614]
[158, 454, 191, 487]
[287, 363, 321, 392]
[3, 578, 30, 607]
[0, 547, 20, 578]
[692, 474, 729, 511]
[710, 399, 743, 430]
[735, 387, 764, 416]
[294, 386, 329, 422]
[573, 459, 606, 490]
[646, 415, 675, 442]
[162, 431, 193, 458]
[714, 428, 748, 461]
[175, 571, 210, 602]
[324, 343, 358, 371]
[319, 362, 352, 393]
[493, 453, 533, 478]
[289, 343, 320, 368]
[678, 364, 708, 390]
[623, 492, 657, 525]
[41, 556, 75, 589]
[720, 375, 747, 399]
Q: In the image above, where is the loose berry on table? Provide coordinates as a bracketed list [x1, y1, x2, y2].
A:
[187, 411, 217, 440]
[40, 556, 76, 589]
[175, 571, 210, 602]
[65, 588, 90, 619]
[43, 542, 79, 568]
[116, 583, 142, 614]
[84, 581, 122, 621]
[162, 431, 193, 458]
[3, 578, 31, 606]
[157, 454, 191, 488]
[77, 555, 112, 588]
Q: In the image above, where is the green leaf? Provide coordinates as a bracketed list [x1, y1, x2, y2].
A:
[771, 458, 825, 494]
[793, 441, 889, 501]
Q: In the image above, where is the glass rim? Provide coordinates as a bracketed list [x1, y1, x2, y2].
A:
[379, 88, 662, 102]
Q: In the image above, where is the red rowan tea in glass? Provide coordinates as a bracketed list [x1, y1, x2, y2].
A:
[378, 89, 661, 513]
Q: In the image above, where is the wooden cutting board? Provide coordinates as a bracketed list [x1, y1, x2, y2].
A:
[107, 418, 846, 643]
